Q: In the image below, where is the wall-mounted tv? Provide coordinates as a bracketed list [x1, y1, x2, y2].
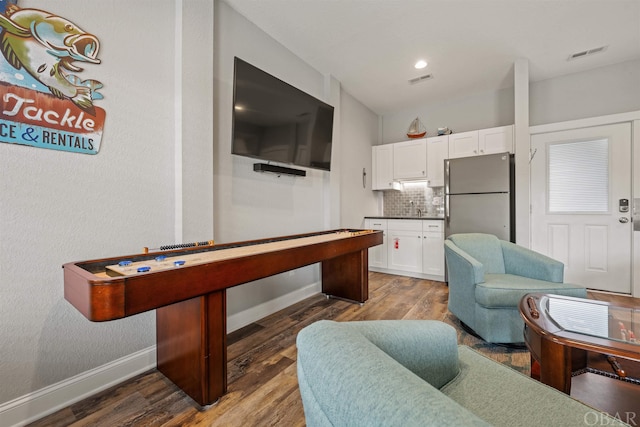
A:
[232, 57, 334, 172]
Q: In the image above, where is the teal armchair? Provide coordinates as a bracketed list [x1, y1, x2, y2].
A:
[445, 233, 587, 343]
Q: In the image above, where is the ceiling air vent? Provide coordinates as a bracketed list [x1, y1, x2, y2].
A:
[568, 45, 608, 61]
[408, 74, 433, 85]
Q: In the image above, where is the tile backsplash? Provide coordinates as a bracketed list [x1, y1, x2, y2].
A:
[383, 183, 444, 217]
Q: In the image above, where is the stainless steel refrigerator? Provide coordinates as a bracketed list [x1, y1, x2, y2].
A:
[444, 152, 515, 242]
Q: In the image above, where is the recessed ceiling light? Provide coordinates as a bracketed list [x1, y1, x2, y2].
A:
[414, 60, 428, 69]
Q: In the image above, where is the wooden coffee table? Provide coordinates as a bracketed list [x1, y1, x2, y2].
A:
[520, 293, 640, 416]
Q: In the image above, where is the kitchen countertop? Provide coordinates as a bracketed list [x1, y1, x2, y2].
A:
[365, 216, 444, 220]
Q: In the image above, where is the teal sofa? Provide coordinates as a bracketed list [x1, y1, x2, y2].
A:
[296, 320, 626, 427]
[444, 233, 587, 343]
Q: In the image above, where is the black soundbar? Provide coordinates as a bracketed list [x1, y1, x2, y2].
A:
[253, 163, 306, 177]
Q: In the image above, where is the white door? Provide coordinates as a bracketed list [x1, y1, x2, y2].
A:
[530, 123, 632, 293]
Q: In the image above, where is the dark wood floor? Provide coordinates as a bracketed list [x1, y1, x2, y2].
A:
[29, 273, 640, 427]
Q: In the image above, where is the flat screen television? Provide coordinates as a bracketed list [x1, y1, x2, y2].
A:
[232, 57, 334, 171]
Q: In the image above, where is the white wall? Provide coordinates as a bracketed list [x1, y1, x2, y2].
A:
[339, 91, 380, 227]
[214, 1, 326, 315]
[181, 1, 215, 243]
[530, 59, 640, 126]
[0, 0, 214, 410]
[381, 86, 515, 144]
[214, 2, 379, 316]
[0, 1, 380, 418]
[380, 60, 640, 256]
[381, 59, 640, 146]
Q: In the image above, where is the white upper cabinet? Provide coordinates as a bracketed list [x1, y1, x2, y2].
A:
[372, 145, 399, 190]
[393, 139, 427, 180]
[426, 135, 448, 187]
[448, 130, 480, 158]
[372, 125, 514, 190]
[479, 125, 513, 154]
[449, 125, 514, 159]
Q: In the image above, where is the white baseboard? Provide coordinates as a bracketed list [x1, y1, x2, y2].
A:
[227, 281, 321, 332]
[0, 283, 321, 427]
[0, 346, 156, 427]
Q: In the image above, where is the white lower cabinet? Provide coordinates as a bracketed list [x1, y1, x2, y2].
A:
[366, 218, 444, 281]
[387, 220, 423, 274]
[422, 221, 445, 277]
[365, 218, 387, 268]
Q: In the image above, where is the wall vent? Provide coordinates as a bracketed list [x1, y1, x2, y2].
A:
[568, 45, 608, 61]
[408, 74, 433, 84]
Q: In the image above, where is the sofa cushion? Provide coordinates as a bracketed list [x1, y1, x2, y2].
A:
[476, 274, 588, 308]
[441, 346, 628, 426]
[297, 321, 490, 426]
[343, 320, 461, 388]
[448, 234, 505, 274]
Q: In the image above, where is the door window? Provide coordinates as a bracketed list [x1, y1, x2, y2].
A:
[548, 138, 609, 213]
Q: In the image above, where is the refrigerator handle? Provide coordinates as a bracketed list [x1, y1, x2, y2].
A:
[445, 195, 450, 223]
[444, 160, 450, 195]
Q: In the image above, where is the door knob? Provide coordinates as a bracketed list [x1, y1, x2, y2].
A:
[619, 217, 629, 223]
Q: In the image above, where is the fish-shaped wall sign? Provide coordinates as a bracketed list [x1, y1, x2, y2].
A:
[0, 4, 103, 115]
[0, 4, 106, 155]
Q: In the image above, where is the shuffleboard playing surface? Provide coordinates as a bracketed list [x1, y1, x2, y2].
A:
[105, 230, 364, 276]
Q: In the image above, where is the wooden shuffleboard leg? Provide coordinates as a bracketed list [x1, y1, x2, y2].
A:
[156, 290, 227, 406]
[321, 249, 368, 304]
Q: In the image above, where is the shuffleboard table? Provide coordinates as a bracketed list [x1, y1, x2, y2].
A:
[63, 229, 382, 406]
